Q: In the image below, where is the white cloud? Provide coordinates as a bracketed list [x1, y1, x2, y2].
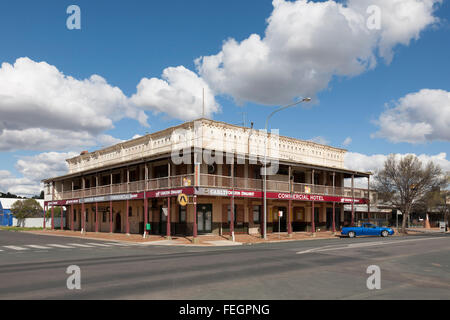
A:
[345, 151, 450, 173]
[15, 152, 76, 182]
[372, 89, 450, 143]
[0, 128, 122, 152]
[344, 151, 450, 188]
[0, 57, 147, 152]
[196, 0, 441, 105]
[131, 66, 220, 120]
[0, 170, 39, 196]
[342, 137, 352, 146]
[0, 151, 76, 196]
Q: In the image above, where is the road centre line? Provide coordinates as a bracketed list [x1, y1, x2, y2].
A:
[26, 245, 52, 249]
[47, 244, 75, 249]
[296, 237, 448, 255]
[3, 246, 29, 251]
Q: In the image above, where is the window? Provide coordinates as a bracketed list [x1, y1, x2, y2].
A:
[103, 212, 107, 223]
[74, 209, 77, 221]
[85, 211, 88, 222]
[227, 205, 237, 224]
[154, 165, 168, 178]
[253, 206, 261, 224]
[128, 207, 132, 217]
[112, 173, 121, 184]
[179, 206, 186, 223]
[296, 208, 305, 221]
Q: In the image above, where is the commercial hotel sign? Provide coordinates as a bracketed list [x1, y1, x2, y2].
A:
[196, 187, 368, 204]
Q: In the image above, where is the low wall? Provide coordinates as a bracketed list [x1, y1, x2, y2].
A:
[12, 217, 65, 228]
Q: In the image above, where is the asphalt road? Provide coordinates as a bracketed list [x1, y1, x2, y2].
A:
[0, 230, 449, 300]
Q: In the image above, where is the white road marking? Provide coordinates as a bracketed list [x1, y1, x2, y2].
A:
[86, 242, 112, 247]
[103, 242, 134, 246]
[296, 237, 448, 255]
[47, 244, 75, 249]
[26, 245, 52, 249]
[3, 246, 29, 251]
[67, 243, 95, 248]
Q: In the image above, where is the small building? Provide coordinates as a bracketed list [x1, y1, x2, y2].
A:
[0, 198, 45, 227]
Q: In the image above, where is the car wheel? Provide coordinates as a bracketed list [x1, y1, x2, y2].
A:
[381, 230, 389, 237]
[348, 231, 356, 238]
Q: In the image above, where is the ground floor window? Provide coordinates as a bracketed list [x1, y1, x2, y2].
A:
[253, 205, 261, 224]
[179, 206, 186, 223]
[295, 207, 305, 221]
[227, 205, 237, 224]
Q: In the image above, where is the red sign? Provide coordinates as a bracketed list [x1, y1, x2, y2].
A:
[45, 187, 195, 206]
[196, 187, 368, 204]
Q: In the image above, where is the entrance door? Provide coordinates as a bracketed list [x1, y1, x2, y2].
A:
[159, 206, 167, 236]
[326, 207, 342, 230]
[115, 213, 121, 233]
[197, 204, 212, 234]
[335, 208, 341, 230]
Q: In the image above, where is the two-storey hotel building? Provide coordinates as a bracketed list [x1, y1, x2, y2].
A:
[42, 118, 371, 240]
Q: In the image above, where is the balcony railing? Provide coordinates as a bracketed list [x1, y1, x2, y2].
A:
[54, 173, 370, 201]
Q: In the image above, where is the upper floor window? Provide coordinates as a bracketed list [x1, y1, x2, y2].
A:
[113, 173, 121, 184]
[154, 165, 168, 178]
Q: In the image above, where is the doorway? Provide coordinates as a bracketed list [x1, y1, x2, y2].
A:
[326, 207, 341, 230]
[159, 206, 167, 235]
[115, 213, 121, 233]
[197, 204, 212, 234]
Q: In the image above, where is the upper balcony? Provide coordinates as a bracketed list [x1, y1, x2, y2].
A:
[53, 173, 370, 201]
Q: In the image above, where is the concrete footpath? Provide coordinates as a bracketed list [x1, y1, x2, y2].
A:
[21, 228, 425, 247]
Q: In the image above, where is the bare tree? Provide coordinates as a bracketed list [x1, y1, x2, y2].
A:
[373, 154, 448, 234]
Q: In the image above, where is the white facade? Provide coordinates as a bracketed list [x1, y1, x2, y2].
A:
[65, 119, 347, 175]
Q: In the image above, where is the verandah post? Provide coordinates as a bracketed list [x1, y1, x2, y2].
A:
[95, 202, 98, 233]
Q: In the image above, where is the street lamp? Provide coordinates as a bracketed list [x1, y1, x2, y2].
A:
[263, 97, 311, 240]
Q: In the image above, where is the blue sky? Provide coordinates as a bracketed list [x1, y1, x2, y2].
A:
[0, 0, 449, 195]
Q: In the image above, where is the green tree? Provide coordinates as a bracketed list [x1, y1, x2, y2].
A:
[374, 155, 448, 234]
[32, 191, 44, 199]
[46, 206, 62, 218]
[10, 199, 44, 227]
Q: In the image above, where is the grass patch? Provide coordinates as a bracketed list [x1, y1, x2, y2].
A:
[0, 226, 48, 232]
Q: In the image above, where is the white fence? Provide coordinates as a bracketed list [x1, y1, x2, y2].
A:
[12, 217, 66, 228]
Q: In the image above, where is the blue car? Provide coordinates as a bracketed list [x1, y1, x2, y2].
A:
[341, 223, 395, 238]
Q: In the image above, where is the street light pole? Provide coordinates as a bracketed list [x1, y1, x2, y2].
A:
[263, 98, 311, 240]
